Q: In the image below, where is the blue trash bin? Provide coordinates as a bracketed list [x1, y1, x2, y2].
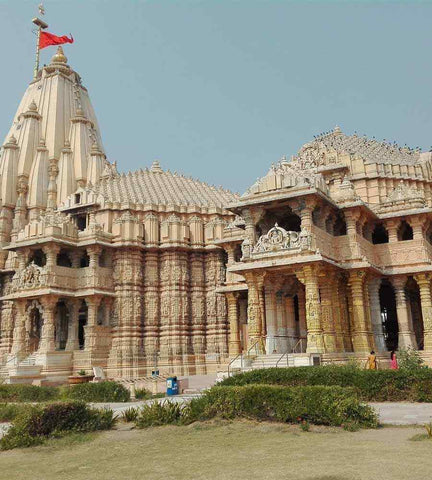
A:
[166, 376, 179, 396]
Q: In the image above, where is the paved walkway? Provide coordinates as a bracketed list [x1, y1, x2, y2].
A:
[370, 402, 432, 425]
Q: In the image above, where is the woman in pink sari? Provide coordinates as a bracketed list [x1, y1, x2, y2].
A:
[390, 350, 398, 370]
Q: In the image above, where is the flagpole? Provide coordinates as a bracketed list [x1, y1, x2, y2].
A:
[32, 17, 48, 80]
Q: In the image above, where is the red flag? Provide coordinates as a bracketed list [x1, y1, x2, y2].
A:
[39, 31, 74, 50]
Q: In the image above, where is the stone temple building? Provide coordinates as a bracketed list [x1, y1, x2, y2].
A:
[2, 47, 432, 383]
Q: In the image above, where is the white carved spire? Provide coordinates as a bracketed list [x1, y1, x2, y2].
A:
[57, 140, 75, 205]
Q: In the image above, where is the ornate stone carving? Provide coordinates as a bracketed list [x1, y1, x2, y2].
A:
[251, 224, 312, 255]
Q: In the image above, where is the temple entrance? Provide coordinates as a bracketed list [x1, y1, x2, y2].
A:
[78, 301, 88, 350]
[379, 281, 399, 351]
[406, 277, 424, 350]
[28, 305, 43, 353]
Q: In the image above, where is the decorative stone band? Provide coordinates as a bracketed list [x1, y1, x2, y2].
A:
[9, 262, 47, 292]
[241, 224, 313, 260]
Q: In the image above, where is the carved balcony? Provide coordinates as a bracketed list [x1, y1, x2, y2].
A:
[6, 263, 114, 297]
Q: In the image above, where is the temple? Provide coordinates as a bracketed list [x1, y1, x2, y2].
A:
[1, 47, 432, 383]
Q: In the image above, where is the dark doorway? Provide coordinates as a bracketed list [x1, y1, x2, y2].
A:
[379, 281, 399, 350]
[78, 301, 88, 350]
[28, 306, 42, 353]
[56, 301, 69, 350]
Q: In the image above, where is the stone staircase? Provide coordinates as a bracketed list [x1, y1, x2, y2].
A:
[228, 352, 317, 374]
[1, 353, 42, 384]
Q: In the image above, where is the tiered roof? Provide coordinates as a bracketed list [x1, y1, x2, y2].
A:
[93, 161, 238, 208]
[300, 127, 422, 165]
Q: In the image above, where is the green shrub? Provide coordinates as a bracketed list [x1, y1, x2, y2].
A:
[61, 381, 130, 403]
[0, 403, 33, 422]
[219, 365, 432, 402]
[136, 401, 183, 428]
[0, 401, 115, 450]
[136, 385, 378, 430]
[135, 388, 151, 400]
[0, 384, 59, 402]
[121, 407, 139, 422]
[398, 348, 426, 372]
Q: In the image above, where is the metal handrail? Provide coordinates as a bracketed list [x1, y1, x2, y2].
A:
[275, 337, 307, 368]
[227, 352, 243, 377]
[246, 339, 260, 358]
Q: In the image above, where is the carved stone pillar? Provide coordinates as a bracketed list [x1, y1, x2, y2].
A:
[190, 253, 206, 356]
[392, 276, 417, 349]
[108, 248, 144, 378]
[348, 271, 372, 352]
[39, 296, 58, 353]
[244, 272, 265, 353]
[205, 250, 228, 356]
[297, 287, 307, 340]
[338, 275, 352, 352]
[143, 251, 160, 359]
[65, 299, 81, 351]
[11, 300, 27, 355]
[70, 251, 82, 268]
[0, 299, 14, 355]
[330, 272, 345, 352]
[242, 207, 264, 245]
[264, 284, 277, 353]
[87, 245, 102, 269]
[368, 278, 386, 352]
[345, 210, 360, 236]
[299, 206, 313, 232]
[43, 244, 61, 269]
[296, 265, 324, 353]
[319, 272, 337, 353]
[85, 295, 102, 352]
[226, 292, 241, 356]
[414, 273, 432, 351]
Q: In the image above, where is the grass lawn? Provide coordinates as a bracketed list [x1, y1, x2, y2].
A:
[1, 421, 431, 480]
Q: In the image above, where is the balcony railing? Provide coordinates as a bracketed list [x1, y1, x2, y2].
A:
[241, 224, 314, 260]
[7, 263, 114, 295]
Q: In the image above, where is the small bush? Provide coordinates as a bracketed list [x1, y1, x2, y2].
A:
[219, 365, 432, 402]
[0, 384, 59, 402]
[0, 401, 115, 450]
[0, 403, 32, 422]
[398, 348, 426, 372]
[136, 385, 378, 430]
[135, 388, 151, 400]
[136, 401, 183, 428]
[121, 407, 139, 422]
[61, 381, 130, 403]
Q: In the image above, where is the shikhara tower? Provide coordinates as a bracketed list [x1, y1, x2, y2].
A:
[0, 46, 236, 382]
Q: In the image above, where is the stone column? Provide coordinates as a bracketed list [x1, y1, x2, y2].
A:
[87, 245, 102, 269]
[392, 276, 417, 349]
[143, 251, 160, 359]
[330, 272, 345, 352]
[297, 287, 307, 341]
[299, 205, 313, 231]
[70, 251, 82, 268]
[264, 284, 277, 353]
[43, 244, 61, 269]
[244, 272, 265, 353]
[65, 299, 81, 351]
[348, 271, 372, 352]
[85, 296, 102, 352]
[368, 278, 386, 352]
[39, 296, 58, 353]
[319, 272, 337, 353]
[296, 265, 324, 353]
[386, 220, 398, 243]
[226, 292, 241, 356]
[11, 300, 27, 355]
[414, 273, 432, 351]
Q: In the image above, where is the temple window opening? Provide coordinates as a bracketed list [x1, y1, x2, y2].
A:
[372, 223, 389, 244]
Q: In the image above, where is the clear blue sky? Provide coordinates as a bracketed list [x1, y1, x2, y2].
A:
[1, 1, 432, 194]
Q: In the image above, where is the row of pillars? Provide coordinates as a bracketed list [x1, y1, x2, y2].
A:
[10, 295, 110, 356]
[226, 267, 432, 356]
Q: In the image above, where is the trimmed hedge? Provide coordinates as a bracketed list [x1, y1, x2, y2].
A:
[60, 381, 130, 403]
[136, 385, 378, 430]
[219, 366, 432, 402]
[0, 384, 59, 402]
[0, 401, 115, 450]
[0, 403, 33, 422]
